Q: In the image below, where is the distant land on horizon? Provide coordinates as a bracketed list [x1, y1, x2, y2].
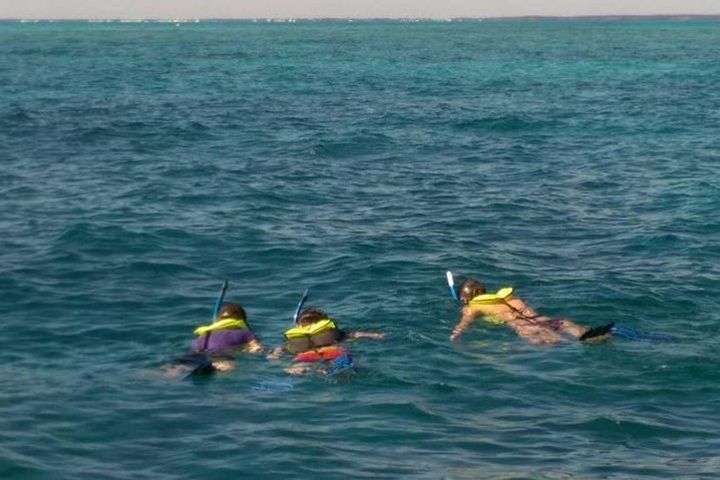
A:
[2, 14, 720, 22]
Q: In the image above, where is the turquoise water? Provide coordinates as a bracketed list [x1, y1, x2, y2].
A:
[2, 19, 720, 479]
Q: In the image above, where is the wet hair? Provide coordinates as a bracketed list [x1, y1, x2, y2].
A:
[458, 278, 487, 304]
[217, 302, 246, 321]
[297, 307, 327, 326]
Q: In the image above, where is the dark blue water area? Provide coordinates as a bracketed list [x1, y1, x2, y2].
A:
[1, 20, 720, 479]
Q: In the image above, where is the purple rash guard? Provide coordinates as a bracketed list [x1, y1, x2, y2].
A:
[191, 329, 255, 355]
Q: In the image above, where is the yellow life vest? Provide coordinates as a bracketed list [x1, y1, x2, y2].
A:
[193, 317, 249, 336]
[284, 318, 337, 339]
[283, 318, 342, 354]
[481, 315, 505, 325]
[469, 287, 514, 325]
[469, 287, 514, 305]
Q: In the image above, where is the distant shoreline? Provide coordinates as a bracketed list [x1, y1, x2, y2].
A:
[2, 15, 720, 23]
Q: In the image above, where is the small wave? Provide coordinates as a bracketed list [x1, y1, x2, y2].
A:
[0, 107, 35, 125]
[67, 125, 115, 143]
[454, 115, 562, 132]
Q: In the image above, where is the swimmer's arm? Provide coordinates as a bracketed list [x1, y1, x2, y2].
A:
[450, 308, 476, 341]
[348, 331, 387, 341]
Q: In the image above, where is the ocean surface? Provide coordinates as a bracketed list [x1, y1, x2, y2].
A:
[1, 19, 719, 479]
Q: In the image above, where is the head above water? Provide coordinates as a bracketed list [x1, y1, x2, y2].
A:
[458, 278, 487, 305]
[297, 307, 328, 326]
[216, 302, 246, 321]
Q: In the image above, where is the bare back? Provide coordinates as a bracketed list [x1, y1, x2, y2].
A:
[451, 294, 586, 344]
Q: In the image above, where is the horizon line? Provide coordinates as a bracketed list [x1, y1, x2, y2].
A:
[3, 14, 720, 22]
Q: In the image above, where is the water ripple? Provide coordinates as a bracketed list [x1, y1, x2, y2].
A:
[1, 19, 719, 479]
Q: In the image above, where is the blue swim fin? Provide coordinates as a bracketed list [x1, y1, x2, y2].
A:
[611, 324, 671, 342]
[326, 353, 354, 377]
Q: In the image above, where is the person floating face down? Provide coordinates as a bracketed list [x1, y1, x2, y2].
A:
[164, 302, 263, 377]
[267, 307, 386, 376]
[450, 278, 614, 345]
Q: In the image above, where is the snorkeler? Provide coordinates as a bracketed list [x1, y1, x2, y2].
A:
[164, 301, 263, 377]
[449, 278, 614, 345]
[267, 307, 385, 376]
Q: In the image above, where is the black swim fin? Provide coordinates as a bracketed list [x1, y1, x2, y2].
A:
[173, 354, 217, 379]
[579, 322, 615, 342]
[188, 358, 217, 377]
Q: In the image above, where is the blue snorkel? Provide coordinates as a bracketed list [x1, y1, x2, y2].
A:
[186, 280, 229, 379]
[293, 288, 309, 325]
[200, 280, 229, 353]
[446, 271, 460, 303]
[213, 280, 229, 320]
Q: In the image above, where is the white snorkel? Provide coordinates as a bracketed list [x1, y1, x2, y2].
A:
[446, 270, 460, 302]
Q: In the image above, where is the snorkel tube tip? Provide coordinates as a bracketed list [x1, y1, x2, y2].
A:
[293, 288, 310, 325]
[446, 271, 460, 302]
[212, 280, 229, 321]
